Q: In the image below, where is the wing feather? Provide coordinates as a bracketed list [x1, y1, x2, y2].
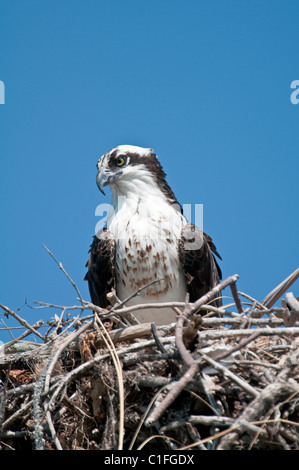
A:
[84, 228, 116, 308]
[179, 224, 222, 307]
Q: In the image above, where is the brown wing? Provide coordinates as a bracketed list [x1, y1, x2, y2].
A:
[178, 223, 222, 307]
[84, 228, 116, 308]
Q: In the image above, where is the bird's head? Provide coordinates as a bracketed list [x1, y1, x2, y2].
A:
[96, 145, 153, 195]
[96, 145, 180, 208]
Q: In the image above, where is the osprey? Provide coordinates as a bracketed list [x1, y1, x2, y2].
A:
[85, 145, 222, 325]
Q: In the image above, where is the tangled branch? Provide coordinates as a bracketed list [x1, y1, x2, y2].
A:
[0, 255, 298, 450]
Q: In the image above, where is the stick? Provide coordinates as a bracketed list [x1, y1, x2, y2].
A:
[262, 268, 299, 309]
[0, 320, 44, 354]
[0, 303, 45, 342]
[32, 322, 92, 450]
[197, 351, 259, 398]
[230, 282, 244, 314]
[42, 244, 84, 305]
[94, 312, 124, 450]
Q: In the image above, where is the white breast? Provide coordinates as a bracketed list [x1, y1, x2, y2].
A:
[107, 194, 187, 325]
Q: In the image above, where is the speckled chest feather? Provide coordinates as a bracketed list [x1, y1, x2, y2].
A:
[107, 192, 187, 324]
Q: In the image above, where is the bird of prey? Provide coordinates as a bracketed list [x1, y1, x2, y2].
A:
[85, 145, 222, 325]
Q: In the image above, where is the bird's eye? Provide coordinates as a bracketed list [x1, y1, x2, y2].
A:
[115, 156, 126, 166]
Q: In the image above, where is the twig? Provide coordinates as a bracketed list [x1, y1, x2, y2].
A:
[146, 315, 264, 426]
[29, 300, 226, 319]
[44, 322, 92, 395]
[42, 244, 84, 305]
[198, 326, 299, 341]
[230, 282, 244, 314]
[1, 269, 298, 450]
[217, 348, 299, 449]
[2, 380, 61, 432]
[0, 303, 45, 342]
[238, 291, 268, 310]
[93, 312, 125, 450]
[200, 317, 297, 327]
[32, 321, 92, 449]
[197, 351, 259, 398]
[94, 322, 153, 347]
[262, 268, 299, 308]
[191, 275, 239, 315]
[145, 276, 248, 426]
[108, 278, 165, 314]
[128, 384, 171, 450]
[46, 335, 176, 413]
[145, 363, 199, 427]
[45, 409, 63, 450]
[0, 320, 45, 354]
[151, 323, 179, 373]
[106, 291, 138, 326]
[112, 302, 226, 317]
[160, 415, 268, 438]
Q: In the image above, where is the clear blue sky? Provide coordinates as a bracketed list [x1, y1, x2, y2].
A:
[0, 0, 298, 342]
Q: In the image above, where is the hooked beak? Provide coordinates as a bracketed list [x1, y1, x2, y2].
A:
[96, 169, 110, 195]
[96, 169, 122, 195]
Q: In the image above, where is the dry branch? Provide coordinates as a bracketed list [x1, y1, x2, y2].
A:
[0, 268, 299, 451]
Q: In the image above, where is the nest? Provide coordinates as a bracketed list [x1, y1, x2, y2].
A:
[0, 267, 299, 451]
